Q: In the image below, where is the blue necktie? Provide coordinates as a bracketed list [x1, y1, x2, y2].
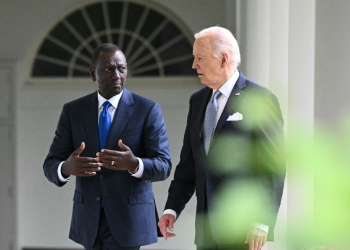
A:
[203, 90, 222, 155]
[99, 101, 112, 150]
[99, 101, 111, 208]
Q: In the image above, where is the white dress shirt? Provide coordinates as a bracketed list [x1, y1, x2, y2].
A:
[57, 90, 144, 183]
[163, 70, 269, 233]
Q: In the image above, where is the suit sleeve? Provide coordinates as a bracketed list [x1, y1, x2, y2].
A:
[254, 92, 286, 228]
[164, 97, 196, 218]
[43, 104, 74, 187]
[139, 103, 172, 182]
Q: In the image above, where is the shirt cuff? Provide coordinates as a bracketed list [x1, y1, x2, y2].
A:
[253, 223, 269, 233]
[57, 161, 70, 183]
[163, 209, 177, 220]
[130, 157, 144, 178]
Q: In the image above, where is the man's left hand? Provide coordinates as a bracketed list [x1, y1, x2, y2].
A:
[245, 227, 267, 250]
[97, 139, 139, 172]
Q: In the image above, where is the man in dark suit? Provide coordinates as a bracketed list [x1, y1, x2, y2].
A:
[158, 27, 285, 250]
[44, 43, 171, 250]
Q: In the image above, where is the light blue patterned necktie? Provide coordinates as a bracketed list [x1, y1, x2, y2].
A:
[99, 101, 112, 151]
[203, 90, 222, 155]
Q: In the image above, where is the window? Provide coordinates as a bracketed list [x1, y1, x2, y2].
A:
[31, 0, 195, 78]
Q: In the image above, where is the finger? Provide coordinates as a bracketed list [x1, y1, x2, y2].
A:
[257, 239, 263, 250]
[249, 241, 255, 250]
[100, 163, 117, 170]
[254, 239, 260, 250]
[259, 237, 267, 249]
[72, 142, 85, 156]
[79, 157, 99, 163]
[252, 240, 257, 250]
[168, 217, 175, 232]
[83, 171, 96, 176]
[98, 152, 120, 161]
[118, 139, 130, 152]
[81, 165, 102, 172]
[74, 171, 97, 177]
[98, 156, 119, 166]
[79, 162, 102, 168]
[100, 149, 122, 156]
[166, 232, 176, 238]
[158, 218, 168, 240]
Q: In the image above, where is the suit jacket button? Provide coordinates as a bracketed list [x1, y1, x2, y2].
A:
[96, 197, 100, 201]
[100, 175, 104, 179]
[145, 180, 151, 183]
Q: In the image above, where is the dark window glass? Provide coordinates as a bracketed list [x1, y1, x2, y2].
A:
[164, 59, 196, 75]
[31, 0, 195, 78]
[133, 57, 157, 71]
[86, 3, 105, 32]
[89, 40, 99, 51]
[111, 34, 120, 46]
[120, 34, 132, 52]
[159, 38, 192, 61]
[50, 23, 81, 49]
[99, 35, 109, 44]
[151, 22, 182, 48]
[75, 58, 91, 68]
[126, 3, 145, 31]
[73, 69, 89, 77]
[107, 2, 123, 29]
[134, 68, 160, 76]
[80, 47, 92, 60]
[139, 10, 165, 38]
[32, 59, 68, 77]
[66, 10, 91, 39]
[38, 39, 72, 61]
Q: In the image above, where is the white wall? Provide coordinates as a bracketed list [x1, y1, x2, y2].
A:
[315, 0, 350, 124]
[0, 63, 17, 250]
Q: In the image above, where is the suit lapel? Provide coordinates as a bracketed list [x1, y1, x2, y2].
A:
[213, 72, 247, 138]
[106, 89, 134, 150]
[83, 92, 99, 154]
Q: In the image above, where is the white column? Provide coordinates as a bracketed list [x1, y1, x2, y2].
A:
[238, 0, 316, 249]
[242, 0, 271, 87]
[268, 1, 290, 249]
[287, 0, 316, 247]
[0, 62, 17, 250]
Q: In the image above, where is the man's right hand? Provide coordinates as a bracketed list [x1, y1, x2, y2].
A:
[61, 142, 102, 177]
[158, 214, 176, 240]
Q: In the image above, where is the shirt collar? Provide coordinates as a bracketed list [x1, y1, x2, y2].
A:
[215, 70, 240, 98]
[97, 90, 123, 109]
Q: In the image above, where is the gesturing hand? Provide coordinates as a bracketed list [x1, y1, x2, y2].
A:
[61, 142, 102, 177]
[158, 214, 176, 240]
[96, 140, 139, 172]
[245, 227, 267, 250]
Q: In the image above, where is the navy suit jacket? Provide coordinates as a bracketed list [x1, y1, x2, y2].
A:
[165, 72, 286, 245]
[44, 89, 171, 248]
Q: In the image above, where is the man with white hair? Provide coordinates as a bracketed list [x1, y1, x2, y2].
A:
[158, 26, 286, 250]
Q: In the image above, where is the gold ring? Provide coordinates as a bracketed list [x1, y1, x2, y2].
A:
[111, 161, 114, 166]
